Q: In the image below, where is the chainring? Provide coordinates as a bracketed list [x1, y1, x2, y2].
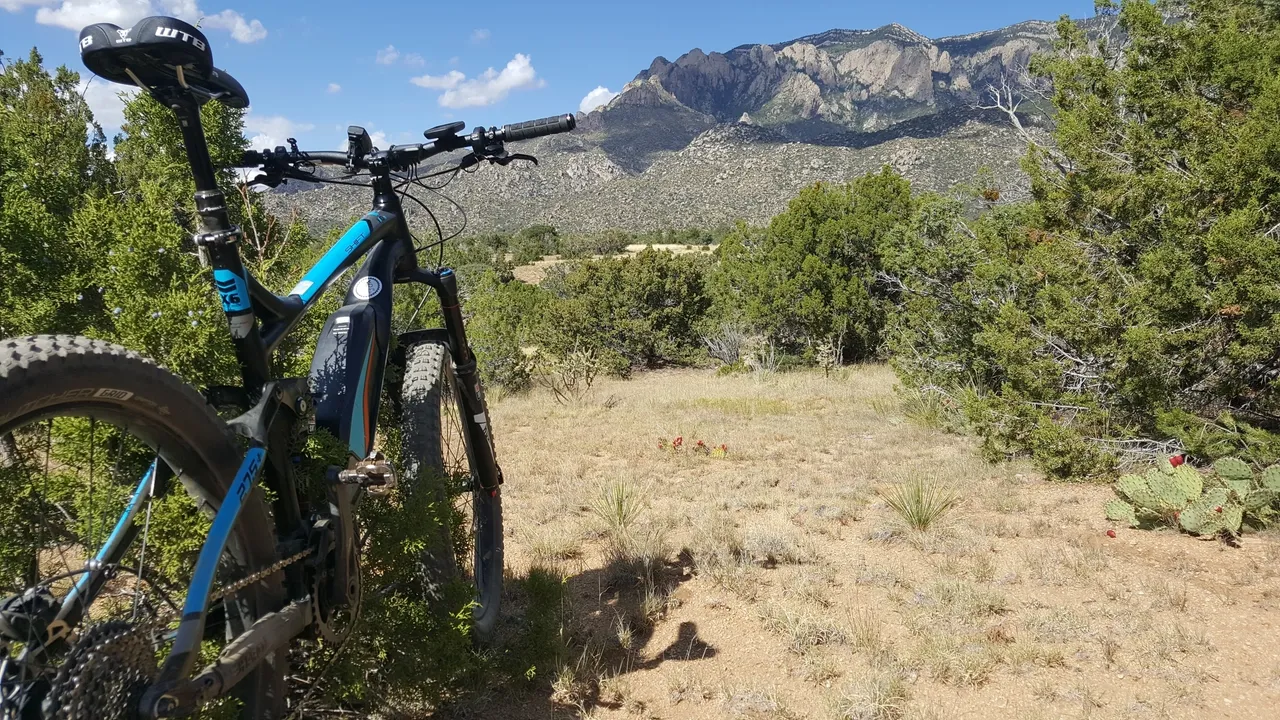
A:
[43, 621, 156, 720]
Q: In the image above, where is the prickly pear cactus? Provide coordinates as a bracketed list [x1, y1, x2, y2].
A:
[1178, 488, 1244, 536]
[1214, 457, 1254, 497]
[1115, 467, 1201, 517]
[1164, 466, 1203, 504]
[1105, 499, 1139, 527]
[1262, 465, 1280, 492]
[1243, 488, 1277, 513]
[1214, 457, 1253, 483]
[1116, 473, 1161, 511]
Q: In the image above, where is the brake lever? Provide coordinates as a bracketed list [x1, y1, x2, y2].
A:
[492, 153, 538, 167]
[241, 169, 284, 189]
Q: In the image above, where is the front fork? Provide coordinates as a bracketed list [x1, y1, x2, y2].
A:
[405, 268, 503, 492]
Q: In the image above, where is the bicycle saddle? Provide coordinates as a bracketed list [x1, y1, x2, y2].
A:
[78, 16, 249, 108]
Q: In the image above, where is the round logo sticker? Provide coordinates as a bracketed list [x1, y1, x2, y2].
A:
[352, 276, 382, 300]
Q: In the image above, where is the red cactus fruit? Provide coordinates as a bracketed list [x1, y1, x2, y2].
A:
[1215, 506, 1223, 513]
[1106, 529, 1117, 538]
[1170, 454, 1186, 467]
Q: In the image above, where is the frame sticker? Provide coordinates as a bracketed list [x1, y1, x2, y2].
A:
[212, 268, 251, 313]
[352, 276, 382, 300]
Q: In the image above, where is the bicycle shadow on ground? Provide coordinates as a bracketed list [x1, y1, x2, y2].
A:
[448, 549, 715, 718]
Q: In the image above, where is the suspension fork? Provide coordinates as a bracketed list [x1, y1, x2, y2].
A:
[405, 268, 503, 492]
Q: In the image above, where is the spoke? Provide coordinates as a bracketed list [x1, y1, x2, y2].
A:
[88, 417, 96, 555]
[132, 491, 154, 622]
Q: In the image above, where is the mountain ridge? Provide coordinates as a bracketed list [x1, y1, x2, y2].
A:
[268, 18, 1071, 235]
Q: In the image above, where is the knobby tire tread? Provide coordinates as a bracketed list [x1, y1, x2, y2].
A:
[0, 335, 287, 719]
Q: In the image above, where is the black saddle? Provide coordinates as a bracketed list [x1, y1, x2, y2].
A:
[79, 16, 249, 108]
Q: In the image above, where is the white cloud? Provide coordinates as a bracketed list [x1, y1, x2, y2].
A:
[376, 44, 424, 67]
[327, 82, 341, 93]
[409, 69, 463, 90]
[415, 54, 542, 109]
[12, 1, 266, 43]
[199, 7, 265, 42]
[579, 85, 618, 113]
[0, 0, 51, 11]
[470, 28, 489, 43]
[78, 76, 137, 130]
[243, 113, 315, 150]
[34, 0, 152, 27]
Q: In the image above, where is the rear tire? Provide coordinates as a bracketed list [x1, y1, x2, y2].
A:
[0, 335, 286, 719]
[399, 339, 503, 643]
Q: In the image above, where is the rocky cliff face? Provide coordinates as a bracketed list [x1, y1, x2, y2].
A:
[268, 20, 1071, 235]
[595, 20, 1060, 146]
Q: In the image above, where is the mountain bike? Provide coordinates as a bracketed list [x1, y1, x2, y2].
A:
[0, 15, 575, 719]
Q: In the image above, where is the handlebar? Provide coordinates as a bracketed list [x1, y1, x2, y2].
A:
[236, 112, 576, 173]
[501, 114, 576, 142]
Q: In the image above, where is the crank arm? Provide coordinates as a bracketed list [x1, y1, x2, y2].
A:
[144, 598, 313, 717]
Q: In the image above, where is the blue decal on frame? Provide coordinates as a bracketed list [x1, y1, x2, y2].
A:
[212, 268, 251, 313]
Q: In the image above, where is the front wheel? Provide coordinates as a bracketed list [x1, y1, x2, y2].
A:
[399, 340, 503, 643]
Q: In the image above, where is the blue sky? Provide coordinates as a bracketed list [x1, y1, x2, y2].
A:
[1, 0, 1096, 151]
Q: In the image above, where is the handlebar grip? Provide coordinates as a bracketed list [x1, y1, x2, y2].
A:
[501, 113, 576, 142]
[240, 150, 265, 166]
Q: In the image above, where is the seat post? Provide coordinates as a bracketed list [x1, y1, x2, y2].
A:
[158, 91, 272, 395]
[165, 94, 220, 194]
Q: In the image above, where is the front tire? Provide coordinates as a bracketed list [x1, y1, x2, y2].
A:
[399, 340, 503, 643]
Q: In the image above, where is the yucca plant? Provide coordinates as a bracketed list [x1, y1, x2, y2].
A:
[590, 480, 647, 563]
[878, 477, 960, 531]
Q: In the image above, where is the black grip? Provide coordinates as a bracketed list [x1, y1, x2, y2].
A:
[501, 113, 576, 142]
[239, 150, 264, 166]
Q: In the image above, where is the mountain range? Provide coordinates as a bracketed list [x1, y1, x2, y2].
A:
[267, 19, 1071, 235]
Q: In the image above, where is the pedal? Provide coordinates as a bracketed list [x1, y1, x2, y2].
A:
[336, 451, 396, 495]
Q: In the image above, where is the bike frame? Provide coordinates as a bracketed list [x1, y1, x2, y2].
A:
[46, 93, 503, 716]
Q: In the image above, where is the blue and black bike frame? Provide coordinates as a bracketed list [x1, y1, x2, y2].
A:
[53, 93, 504, 715]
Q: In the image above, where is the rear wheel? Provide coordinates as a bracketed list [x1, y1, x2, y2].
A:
[399, 340, 503, 643]
[0, 335, 286, 719]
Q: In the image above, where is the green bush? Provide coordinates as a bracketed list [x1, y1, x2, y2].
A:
[512, 224, 558, 264]
[882, 0, 1280, 478]
[464, 268, 548, 392]
[710, 168, 914, 362]
[542, 248, 712, 369]
[556, 228, 632, 259]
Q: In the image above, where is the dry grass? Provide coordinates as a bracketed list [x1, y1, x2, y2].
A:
[835, 670, 910, 720]
[759, 601, 851, 655]
[473, 366, 1280, 720]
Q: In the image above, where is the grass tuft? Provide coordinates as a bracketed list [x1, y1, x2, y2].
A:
[878, 477, 960, 532]
[836, 671, 910, 720]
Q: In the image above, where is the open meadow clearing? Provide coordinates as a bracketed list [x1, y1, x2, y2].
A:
[452, 366, 1280, 720]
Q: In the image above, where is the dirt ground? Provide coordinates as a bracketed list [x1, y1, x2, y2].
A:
[456, 366, 1280, 720]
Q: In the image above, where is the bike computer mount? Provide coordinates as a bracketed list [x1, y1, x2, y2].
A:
[425, 121, 465, 140]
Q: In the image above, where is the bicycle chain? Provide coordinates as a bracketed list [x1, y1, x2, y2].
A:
[209, 547, 314, 603]
[39, 549, 317, 719]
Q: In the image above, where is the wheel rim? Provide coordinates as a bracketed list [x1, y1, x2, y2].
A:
[0, 413, 255, 718]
